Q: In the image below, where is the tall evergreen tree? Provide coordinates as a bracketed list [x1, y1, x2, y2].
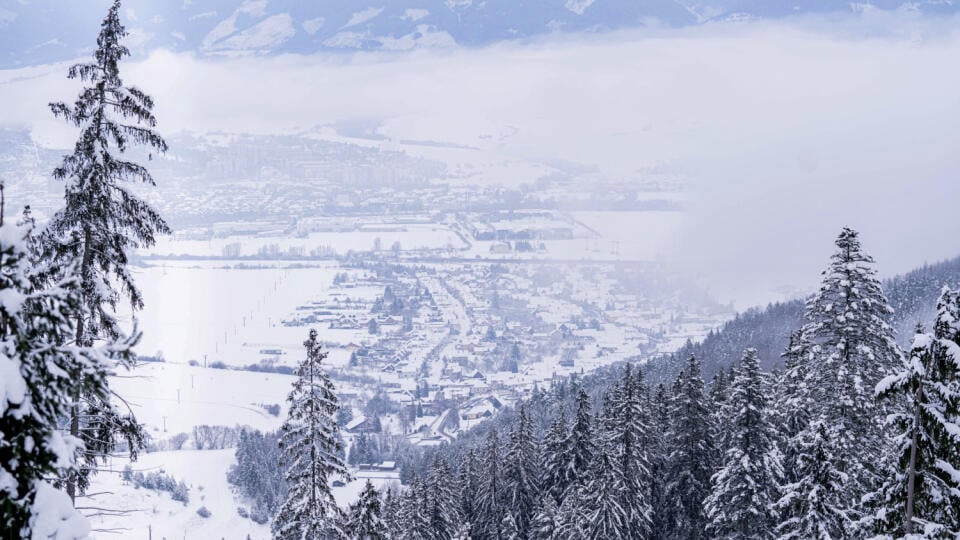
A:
[553, 482, 589, 540]
[704, 349, 781, 539]
[648, 383, 672, 540]
[787, 227, 901, 526]
[426, 456, 461, 540]
[565, 389, 595, 494]
[869, 288, 960, 538]
[503, 405, 540, 539]
[539, 407, 571, 506]
[475, 429, 505, 540]
[44, 0, 167, 500]
[381, 487, 401, 536]
[776, 421, 851, 539]
[458, 448, 480, 529]
[0, 202, 103, 538]
[664, 354, 714, 540]
[635, 367, 655, 457]
[580, 445, 629, 539]
[400, 474, 432, 540]
[708, 368, 731, 464]
[530, 495, 559, 540]
[273, 329, 351, 540]
[774, 330, 812, 486]
[345, 480, 388, 540]
[605, 364, 653, 538]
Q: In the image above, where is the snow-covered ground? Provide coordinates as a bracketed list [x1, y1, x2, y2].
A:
[87, 447, 401, 539]
[129, 261, 374, 367]
[88, 449, 267, 539]
[88, 359, 397, 539]
[110, 362, 292, 438]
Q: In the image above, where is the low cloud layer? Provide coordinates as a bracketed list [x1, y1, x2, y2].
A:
[3, 12, 959, 308]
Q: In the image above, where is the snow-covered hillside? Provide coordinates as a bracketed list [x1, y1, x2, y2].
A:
[2, 0, 958, 68]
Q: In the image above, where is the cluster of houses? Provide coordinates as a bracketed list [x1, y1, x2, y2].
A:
[284, 248, 729, 456]
[465, 211, 576, 242]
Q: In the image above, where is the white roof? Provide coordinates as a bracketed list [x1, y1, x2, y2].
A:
[345, 416, 368, 430]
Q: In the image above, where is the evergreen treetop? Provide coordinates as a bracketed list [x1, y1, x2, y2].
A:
[273, 329, 351, 540]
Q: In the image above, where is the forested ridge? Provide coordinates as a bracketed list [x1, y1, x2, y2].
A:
[646, 254, 960, 383]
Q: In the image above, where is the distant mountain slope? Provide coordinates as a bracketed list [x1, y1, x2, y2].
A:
[646, 254, 960, 383]
[0, 0, 957, 68]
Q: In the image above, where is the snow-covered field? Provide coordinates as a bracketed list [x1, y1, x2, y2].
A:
[110, 362, 292, 438]
[130, 261, 372, 367]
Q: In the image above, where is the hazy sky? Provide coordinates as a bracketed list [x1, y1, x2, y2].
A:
[2, 12, 959, 308]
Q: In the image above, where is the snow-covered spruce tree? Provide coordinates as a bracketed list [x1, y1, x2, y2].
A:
[554, 480, 590, 540]
[503, 404, 540, 539]
[451, 523, 471, 540]
[0, 198, 103, 538]
[458, 447, 480, 529]
[548, 390, 596, 539]
[704, 348, 782, 540]
[44, 0, 167, 500]
[664, 354, 714, 540]
[273, 329, 351, 540]
[426, 456, 461, 540]
[529, 495, 559, 540]
[539, 407, 571, 506]
[399, 474, 431, 540]
[345, 480, 387, 540]
[635, 366, 656, 464]
[869, 288, 960, 538]
[380, 487, 401, 536]
[502, 512, 521, 540]
[776, 420, 851, 539]
[648, 383, 672, 540]
[564, 389, 595, 494]
[788, 227, 900, 526]
[474, 428, 505, 540]
[708, 368, 731, 465]
[605, 364, 652, 538]
[579, 443, 629, 539]
[773, 330, 812, 487]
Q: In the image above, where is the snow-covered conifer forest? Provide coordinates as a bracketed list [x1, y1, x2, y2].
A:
[2, 1, 960, 539]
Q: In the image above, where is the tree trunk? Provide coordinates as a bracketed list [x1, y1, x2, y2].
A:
[66, 227, 94, 503]
[904, 397, 921, 535]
